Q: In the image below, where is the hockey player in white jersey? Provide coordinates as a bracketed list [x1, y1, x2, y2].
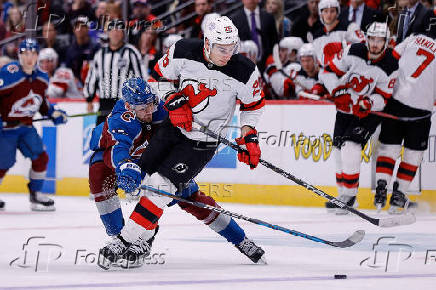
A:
[267, 37, 303, 98]
[102, 16, 266, 265]
[312, 0, 365, 68]
[38, 48, 82, 99]
[239, 40, 258, 64]
[294, 43, 320, 99]
[374, 25, 436, 213]
[321, 22, 399, 214]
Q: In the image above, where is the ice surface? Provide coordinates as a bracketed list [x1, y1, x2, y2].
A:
[0, 193, 435, 290]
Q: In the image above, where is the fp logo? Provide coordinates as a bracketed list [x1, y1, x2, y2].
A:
[360, 236, 413, 272]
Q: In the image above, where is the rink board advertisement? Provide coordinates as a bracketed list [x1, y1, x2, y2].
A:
[1, 101, 436, 209]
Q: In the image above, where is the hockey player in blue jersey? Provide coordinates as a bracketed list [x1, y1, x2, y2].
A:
[90, 78, 263, 270]
[0, 38, 68, 211]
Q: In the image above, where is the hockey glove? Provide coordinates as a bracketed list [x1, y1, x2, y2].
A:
[331, 85, 352, 112]
[310, 83, 328, 99]
[48, 105, 68, 125]
[235, 128, 261, 169]
[164, 92, 193, 132]
[352, 95, 372, 118]
[116, 161, 142, 194]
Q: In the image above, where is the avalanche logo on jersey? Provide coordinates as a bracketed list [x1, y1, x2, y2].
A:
[8, 90, 43, 118]
[347, 74, 374, 95]
[180, 79, 217, 114]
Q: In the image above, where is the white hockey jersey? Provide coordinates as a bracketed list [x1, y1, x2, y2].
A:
[322, 42, 399, 113]
[312, 20, 365, 67]
[46, 67, 82, 99]
[269, 62, 301, 98]
[392, 34, 436, 112]
[152, 38, 264, 142]
[294, 69, 319, 97]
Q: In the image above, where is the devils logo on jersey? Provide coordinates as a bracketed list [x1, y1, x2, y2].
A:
[8, 90, 43, 117]
[180, 79, 217, 114]
[347, 74, 374, 95]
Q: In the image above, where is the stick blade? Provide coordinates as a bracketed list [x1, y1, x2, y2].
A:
[330, 230, 365, 248]
[377, 214, 416, 227]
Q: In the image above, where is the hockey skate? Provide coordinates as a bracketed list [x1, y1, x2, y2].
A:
[235, 237, 266, 264]
[29, 190, 55, 211]
[0, 199, 4, 210]
[120, 227, 158, 269]
[374, 180, 388, 212]
[98, 235, 130, 270]
[388, 182, 417, 214]
[335, 194, 358, 215]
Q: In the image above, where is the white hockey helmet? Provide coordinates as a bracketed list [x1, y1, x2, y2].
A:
[298, 43, 316, 60]
[38, 48, 58, 65]
[239, 40, 258, 60]
[201, 13, 221, 34]
[203, 16, 239, 61]
[365, 22, 390, 53]
[279, 37, 304, 52]
[162, 34, 182, 52]
[318, 0, 340, 25]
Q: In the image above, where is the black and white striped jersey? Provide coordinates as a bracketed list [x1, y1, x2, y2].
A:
[84, 43, 146, 102]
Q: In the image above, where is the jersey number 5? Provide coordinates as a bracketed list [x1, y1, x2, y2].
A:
[411, 48, 434, 78]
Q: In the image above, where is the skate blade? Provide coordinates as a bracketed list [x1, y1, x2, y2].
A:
[375, 204, 383, 213]
[335, 208, 350, 215]
[30, 203, 55, 211]
[255, 254, 267, 265]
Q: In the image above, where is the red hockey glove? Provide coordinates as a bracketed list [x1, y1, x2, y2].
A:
[352, 95, 372, 118]
[331, 85, 352, 111]
[235, 128, 261, 169]
[164, 92, 193, 132]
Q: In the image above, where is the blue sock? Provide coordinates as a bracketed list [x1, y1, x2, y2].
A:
[28, 179, 44, 192]
[215, 218, 245, 245]
[100, 208, 124, 236]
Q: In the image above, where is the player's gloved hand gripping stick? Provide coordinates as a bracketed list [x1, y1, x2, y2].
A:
[193, 122, 416, 228]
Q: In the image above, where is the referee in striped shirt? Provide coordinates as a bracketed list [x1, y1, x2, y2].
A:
[84, 19, 147, 125]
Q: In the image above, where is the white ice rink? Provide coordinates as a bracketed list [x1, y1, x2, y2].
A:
[1, 193, 436, 290]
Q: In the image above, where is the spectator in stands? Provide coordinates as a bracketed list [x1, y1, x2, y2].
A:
[65, 15, 100, 86]
[340, 0, 383, 32]
[290, 0, 322, 43]
[5, 6, 24, 37]
[70, 0, 96, 22]
[190, 0, 213, 38]
[137, 27, 162, 78]
[89, 0, 108, 45]
[129, 0, 157, 45]
[230, 0, 278, 72]
[39, 21, 69, 65]
[365, 0, 381, 10]
[132, 0, 156, 22]
[265, 0, 292, 38]
[396, 0, 433, 43]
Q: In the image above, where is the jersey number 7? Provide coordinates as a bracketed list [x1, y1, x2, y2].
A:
[411, 48, 434, 78]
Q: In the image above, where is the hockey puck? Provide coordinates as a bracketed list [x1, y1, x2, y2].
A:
[334, 274, 347, 279]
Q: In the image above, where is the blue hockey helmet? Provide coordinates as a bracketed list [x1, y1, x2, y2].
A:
[19, 38, 40, 53]
[121, 77, 157, 109]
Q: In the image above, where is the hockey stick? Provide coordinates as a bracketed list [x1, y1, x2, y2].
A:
[193, 122, 416, 228]
[141, 185, 365, 248]
[32, 112, 100, 122]
[299, 91, 433, 122]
